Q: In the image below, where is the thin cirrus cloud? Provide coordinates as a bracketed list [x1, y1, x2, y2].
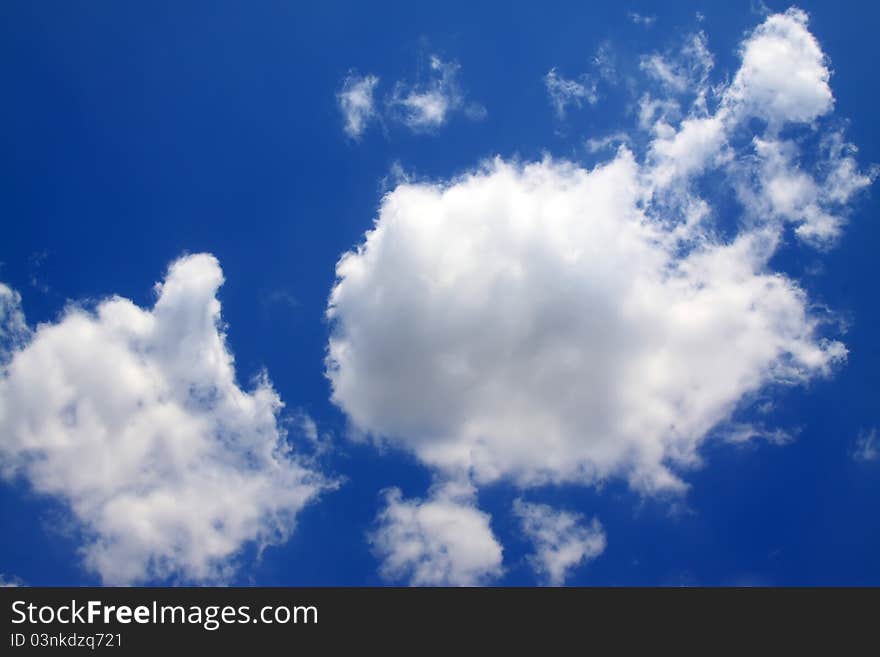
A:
[0, 254, 334, 584]
[326, 8, 874, 584]
[336, 54, 485, 138]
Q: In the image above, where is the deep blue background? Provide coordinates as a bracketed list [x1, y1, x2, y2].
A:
[0, 0, 877, 585]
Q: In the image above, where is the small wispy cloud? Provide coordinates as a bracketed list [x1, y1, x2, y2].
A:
[337, 72, 380, 139]
[544, 68, 598, 119]
[852, 428, 879, 462]
[338, 55, 484, 139]
[388, 55, 485, 132]
[294, 411, 333, 456]
[28, 250, 50, 293]
[545, 41, 618, 119]
[722, 423, 797, 446]
[0, 574, 23, 587]
[640, 31, 714, 94]
[585, 131, 631, 153]
[260, 289, 299, 311]
[629, 11, 657, 26]
[592, 41, 617, 83]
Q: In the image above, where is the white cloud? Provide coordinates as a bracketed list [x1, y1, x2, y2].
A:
[299, 413, 319, 442]
[370, 481, 503, 586]
[585, 132, 631, 153]
[0, 254, 333, 584]
[0, 574, 22, 587]
[629, 12, 657, 27]
[513, 499, 605, 585]
[722, 423, 795, 446]
[327, 9, 870, 506]
[295, 411, 332, 455]
[339, 56, 484, 137]
[642, 12, 873, 245]
[388, 55, 483, 132]
[640, 32, 713, 96]
[327, 152, 847, 494]
[593, 42, 617, 83]
[638, 94, 682, 131]
[337, 73, 380, 139]
[0, 283, 28, 365]
[723, 132, 874, 248]
[544, 68, 598, 118]
[642, 55, 688, 92]
[724, 8, 832, 127]
[853, 429, 878, 462]
[648, 115, 727, 187]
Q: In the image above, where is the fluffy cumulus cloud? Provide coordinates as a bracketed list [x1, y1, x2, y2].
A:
[329, 8, 874, 582]
[328, 149, 850, 492]
[370, 481, 503, 586]
[513, 499, 606, 585]
[337, 73, 380, 139]
[0, 254, 332, 584]
[725, 8, 832, 126]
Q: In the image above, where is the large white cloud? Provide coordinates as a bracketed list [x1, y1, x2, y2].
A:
[0, 254, 333, 584]
[513, 499, 606, 586]
[327, 152, 846, 493]
[370, 481, 503, 586]
[327, 8, 871, 504]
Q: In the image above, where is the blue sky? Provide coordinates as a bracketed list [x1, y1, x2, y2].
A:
[1, 0, 878, 586]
